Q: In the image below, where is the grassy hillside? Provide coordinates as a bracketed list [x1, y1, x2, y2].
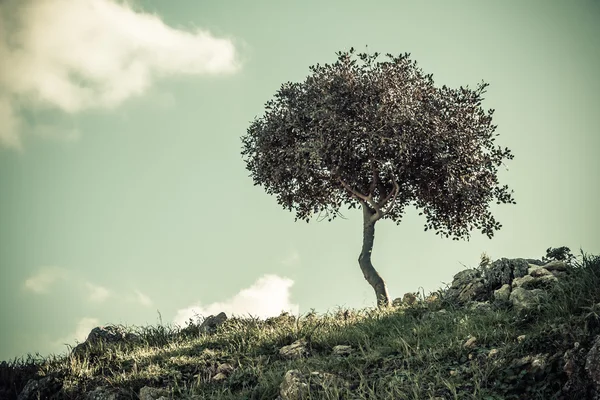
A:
[2, 250, 599, 400]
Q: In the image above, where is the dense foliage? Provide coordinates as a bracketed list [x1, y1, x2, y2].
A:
[241, 48, 515, 240]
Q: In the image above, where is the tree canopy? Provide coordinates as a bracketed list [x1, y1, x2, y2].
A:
[241, 48, 515, 241]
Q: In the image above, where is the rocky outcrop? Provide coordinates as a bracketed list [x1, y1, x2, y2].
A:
[70, 324, 143, 362]
[391, 258, 571, 316]
[394, 256, 599, 398]
[13, 256, 600, 400]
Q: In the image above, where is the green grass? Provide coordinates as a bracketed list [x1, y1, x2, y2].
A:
[2, 250, 599, 399]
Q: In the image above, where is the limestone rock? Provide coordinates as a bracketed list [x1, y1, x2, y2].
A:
[482, 258, 529, 291]
[493, 283, 511, 302]
[427, 257, 573, 314]
[17, 374, 62, 400]
[280, 339, 311, 359]
[278, 369, 352, 400]
[332, 345, 354, 356]
[402, 292, 418, 305]
[70, 324, 142, 362]
[199, 311, 228, 335]
[586, 336, 600, 391]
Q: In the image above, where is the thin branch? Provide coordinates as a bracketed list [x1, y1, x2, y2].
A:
[368, 179, 400, 223]
[370, 158, 400, 207]
[376, 180, 397, 208]
[380, 179, 400, 217]
[370, 199, 383, 220]
[335, 209, 348, 220]
[316, 210, 327, 222]
[376, 180, 383, 193]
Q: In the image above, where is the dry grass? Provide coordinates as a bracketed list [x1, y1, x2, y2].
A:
[1, 250, 599, 399]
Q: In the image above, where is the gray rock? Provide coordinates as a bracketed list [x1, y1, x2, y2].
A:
[482, 258, 529, 291]
[524, 258, 545, 266]
[198, 311, 228, 335]
[425, 258, 571, 314]
[509, 287, 547, 312]
[139, 386, 172, 400]
[280, 338, 311, 359]
[17, 374, 62, 400]
[493, 283, 511, 302]
[278, 369, 352, 400]
[586, 336, 600, 392]
[71, 324, 142, 362]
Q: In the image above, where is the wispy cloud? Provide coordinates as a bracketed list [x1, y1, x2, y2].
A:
[0, 0, 240, 149]
[51, 316, 100, 352]
[133, 289, 153, 307]
[281, 249, 301, 267]
[23, 266, 68, 294]
[85, 282, 111, 303]
[172, 274, 300, 329]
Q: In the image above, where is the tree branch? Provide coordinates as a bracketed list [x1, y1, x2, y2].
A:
[338, 178, 376, 208]
[376, 180, 385, 200]
[377, 179, 399, 208]
[382, 180, 400, 215]
[370, 179, 400, 223]
[338, 178, 369, 203]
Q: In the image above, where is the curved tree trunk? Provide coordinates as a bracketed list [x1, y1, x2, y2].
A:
[358, 202, 391, 309]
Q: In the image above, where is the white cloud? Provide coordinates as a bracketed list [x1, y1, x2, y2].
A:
[85, 282, 111, 303]
[51, 316, 100, 351]
[0, 0, 240, 148]
[23, 266, 68, 294]
[133, 289, 153, 307]
[73, 317, 100, 344]
[172, 274, 300, 329]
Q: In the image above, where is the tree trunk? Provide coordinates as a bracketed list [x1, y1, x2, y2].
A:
[358, 202, 391, 309]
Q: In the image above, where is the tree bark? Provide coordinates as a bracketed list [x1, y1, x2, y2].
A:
[358, 202, 391, 309]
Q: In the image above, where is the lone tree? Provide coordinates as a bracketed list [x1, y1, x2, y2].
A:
[241, 48, 516, 309]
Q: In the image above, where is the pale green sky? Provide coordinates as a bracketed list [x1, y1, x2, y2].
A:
[0, 0, 598, 363]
